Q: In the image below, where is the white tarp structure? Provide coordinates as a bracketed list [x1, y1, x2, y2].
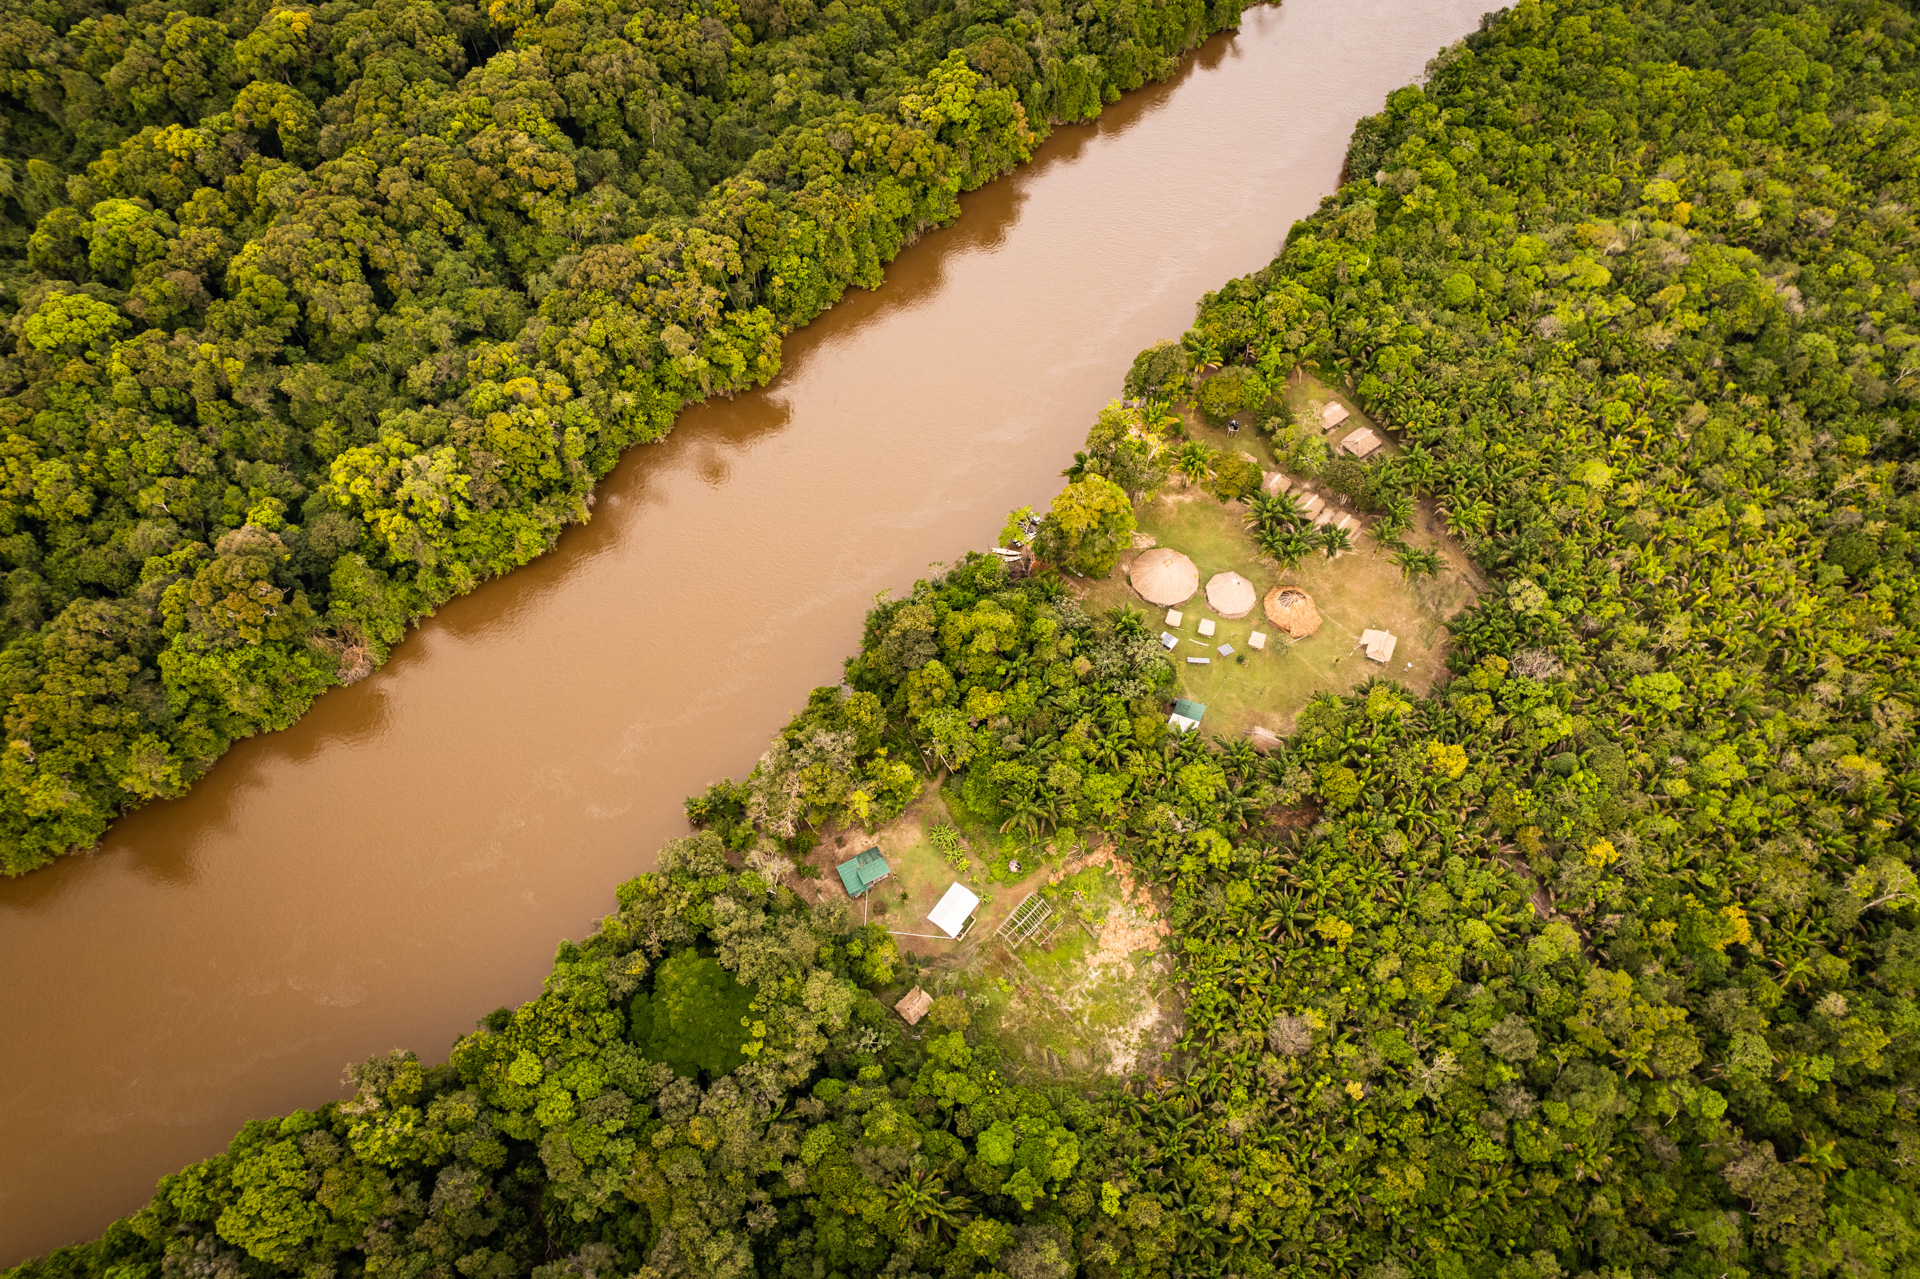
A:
[928, 882, 981, 939]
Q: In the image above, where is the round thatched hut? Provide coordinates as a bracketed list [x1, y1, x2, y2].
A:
[1206, 571, 1256, 619]
[1129, 548, 1199, 606]
[1263, 586, 1322, 639]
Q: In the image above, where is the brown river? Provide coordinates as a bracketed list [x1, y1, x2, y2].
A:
[0, 0, 1490, 1261]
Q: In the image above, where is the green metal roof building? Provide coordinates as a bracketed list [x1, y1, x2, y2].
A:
[836, 846, 890, 898]
[1168, 698, 1206, 732]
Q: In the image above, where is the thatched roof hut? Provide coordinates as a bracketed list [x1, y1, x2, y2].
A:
[1360, 629, 1399, 663]
[1263, 586, 1322, 639]
[1206, 571, 1256, 619]
[1129, 548, 1199, 606]
[894, 986, 933, 1025]
[1340, 428, 1384, 459]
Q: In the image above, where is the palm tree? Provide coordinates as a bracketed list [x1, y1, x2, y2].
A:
[1176, 441, 1213, 482]
[1374, 494, 1415, 539]
[1258, 524, 1317, 568]
[1245, 492, 1305, 533]
[886, 1169, 972, 1239]
[999, 792, 1050, 840]
[1317, 524, 1354, 558]
[1444, 497, 1495, 538]
[1392, 546, 1442, 579]
[1145, 399, 1184, 435]
[1061, 450, 1104, 481]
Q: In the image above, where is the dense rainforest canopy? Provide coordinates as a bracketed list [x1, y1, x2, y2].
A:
[0, 0, 1248, 873]
[14, 0, 1920, 1277]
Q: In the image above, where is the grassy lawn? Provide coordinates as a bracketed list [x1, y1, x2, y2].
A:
[938, 845, 1180, 1080]
[1079, 381, 1483, 738]
[1180, 372, 1379, 467]
[798, 783, 1074, 957]
[796, 781, 1182, 1083]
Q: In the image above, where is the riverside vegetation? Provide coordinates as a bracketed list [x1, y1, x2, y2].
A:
[0, 0, 1252, 873]
[13, 1, 1920, 1278]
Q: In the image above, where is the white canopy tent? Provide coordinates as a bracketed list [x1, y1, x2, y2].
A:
[927, 882, 981, 939]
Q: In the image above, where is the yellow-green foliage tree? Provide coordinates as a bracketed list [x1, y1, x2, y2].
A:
[1033, 475, 1136, 576]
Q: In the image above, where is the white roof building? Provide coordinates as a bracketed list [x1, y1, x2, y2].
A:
[927, 883, 981, 939]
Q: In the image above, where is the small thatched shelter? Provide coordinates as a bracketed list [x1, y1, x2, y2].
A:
[1264, 586, 1322, 639]
[894, 986, 934, 1025]
[1248, 726, 1283, 752]
[1129, 548, 1198, 606]
[1321, 401, 1350, 431]
[1340, 428, 1384, 459]
[1360, 629, 1399, 663]
[1206, 572, 1256, 619]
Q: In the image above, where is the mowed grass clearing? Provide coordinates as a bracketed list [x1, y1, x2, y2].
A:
[1080, 487, 1482, 738]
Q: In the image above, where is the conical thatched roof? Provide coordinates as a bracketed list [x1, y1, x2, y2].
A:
[1263, 586, 1322, 639]
[1129, 548, 1198, 606]
[1206, 571, 1256, 619]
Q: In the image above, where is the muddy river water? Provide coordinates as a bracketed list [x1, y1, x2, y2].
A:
[0, 0, 1491, 1260]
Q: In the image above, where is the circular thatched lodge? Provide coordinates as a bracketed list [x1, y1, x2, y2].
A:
[1263, 585, 1322, 639]
[1129, 548, 1199, 606]
[1205, 571, 1256, 619]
